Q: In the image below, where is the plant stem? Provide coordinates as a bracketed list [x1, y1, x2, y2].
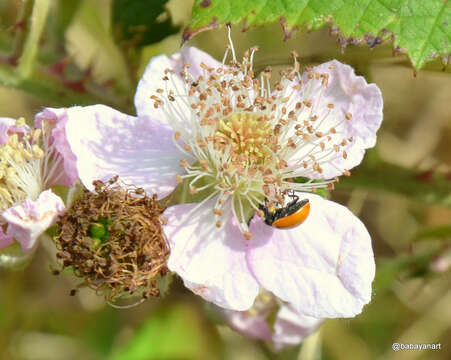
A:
[17, 0, 51, 79]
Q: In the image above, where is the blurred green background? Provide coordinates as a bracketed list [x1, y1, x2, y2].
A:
[1, 0, 451, 359]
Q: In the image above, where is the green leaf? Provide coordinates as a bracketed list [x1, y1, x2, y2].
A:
[65, 0, 132, 93]
[185, 0, 451, 70]
[113, 0, 179, 47]
[110, 302, 220, 360]
[82, 307, 120, 356]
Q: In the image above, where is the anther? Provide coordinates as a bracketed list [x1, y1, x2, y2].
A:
[213, 208, 224, 216]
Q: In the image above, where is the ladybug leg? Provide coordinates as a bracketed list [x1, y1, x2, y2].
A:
[286, 192, 299, 207]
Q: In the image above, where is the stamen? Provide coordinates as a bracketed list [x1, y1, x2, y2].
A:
[0, 119, 60, 211]
[152, 41, 355, 237]
[227, 25, 237, 63]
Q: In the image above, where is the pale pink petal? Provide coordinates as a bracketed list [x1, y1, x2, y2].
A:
[63, 104, 182, 197]
[2, 190, 65, 252]
[0, 230, 14, 249]
[164, 198, 260, 310]
[222, 301, 322, 349]
[35, 108, 78, 186]
[272, 305, 322, 350]
[247, 193, 375, 318]
[0, 117, 28, 145]
[0, 117, 15, 145]
[223, 309, 273, 341]
[287, 59, 383, 179]
[134, 46, 222, 123]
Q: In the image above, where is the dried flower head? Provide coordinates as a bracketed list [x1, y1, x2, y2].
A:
[54, 177, 169, 303]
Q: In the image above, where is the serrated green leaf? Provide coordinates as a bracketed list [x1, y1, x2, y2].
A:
[113, 0, 179, 47]
[186, 0, 451, 70]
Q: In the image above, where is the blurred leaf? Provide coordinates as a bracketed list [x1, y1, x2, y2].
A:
[52, 0, 81, 36]
[41, 0, 81, 57]
[0, 62, 131, 112]
[17, 0, 51, 78]
[157, 273, 174, 297]
[412, 225, 451, 242]
[66, 0, 132, 93]
[338, 160, 451, 208]
[83, 307, 120, 356]
[113, 0, 179, 48]
[185, 0, 451, 71]
[374, 248, 441, 293]
[110, 302, 220, 360]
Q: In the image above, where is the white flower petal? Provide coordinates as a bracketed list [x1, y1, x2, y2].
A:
[222, 300, 322, 349]
[165, 198, 259, 310]
[247, 193, 375, 318]
[134, 46, 222, 125]
[2, 190, 65, 252]
[287, 59, 383, 179]
[177, 46, 223, 79]
[223, 309, 273, 341]
[63, 104, 182, 197]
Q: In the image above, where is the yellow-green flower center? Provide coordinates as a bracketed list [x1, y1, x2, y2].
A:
[215, 112, 273, 165]
[0, 121, 44, 211]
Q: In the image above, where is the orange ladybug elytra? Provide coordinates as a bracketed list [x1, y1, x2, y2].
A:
[259, 194, 310, 229]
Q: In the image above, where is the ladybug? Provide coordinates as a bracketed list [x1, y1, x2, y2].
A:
[259, 194, 310, 229]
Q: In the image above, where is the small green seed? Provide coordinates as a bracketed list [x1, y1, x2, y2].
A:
[88, 223, 106, 239]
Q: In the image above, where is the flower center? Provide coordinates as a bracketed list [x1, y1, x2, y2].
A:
[215, 112, 273, 165]
[0, 122, 44, 212]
